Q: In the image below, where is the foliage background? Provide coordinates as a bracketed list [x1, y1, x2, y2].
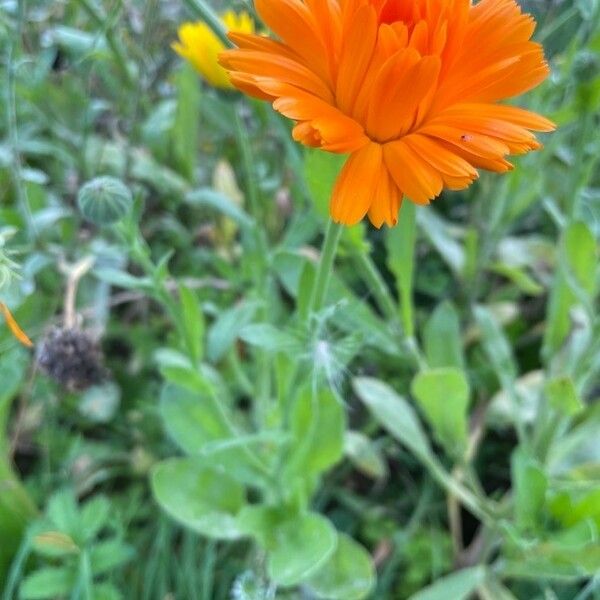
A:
[0, 0, 599, 599]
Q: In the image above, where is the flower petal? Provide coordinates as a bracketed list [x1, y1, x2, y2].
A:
[331, 143, 384, 225]
[384, 140, 444, 205]
[254, 0, 331, 82]
[1, 302, 33, 348]
[367, 167, 403, 228]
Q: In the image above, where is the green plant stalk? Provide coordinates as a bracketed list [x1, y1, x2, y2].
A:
[233, 106, 272, 428]
[0, 461, 38, 582]
[353, 251, 399, 323]
[127, 232, 275, 483]
[118, 223, 273, 482]
[6, 1, 35, 240]
[354, 247, 428, 369]
[75, 0, 134, 87]
[1, 530, 32, 600]
[181, 0, 233, 48]
[397, 201, 417, 338]
[72, 550, 93, 600]
[423, 454, 495, 524]
[0, 352, 38, 582]
[309, 220, 344, 315]
[233, 106, 269, 277]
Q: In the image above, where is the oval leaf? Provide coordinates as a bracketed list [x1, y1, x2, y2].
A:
[306, 533, 375, 600]
[408, 566, 487, 600]
[353, 377, 431, 460]
[411, 368, 470, 458]
[237, 506, 337, 587]
[151, 458, 245, 540]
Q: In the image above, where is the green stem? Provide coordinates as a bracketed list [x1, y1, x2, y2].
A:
[353, 251, 398, 323]
[424, 455, 495, 524]
[309, 221, 343, 315]
[6, 0, 35, 240]
[398, 202, 417, 338]
[538, 5, 579, 43]
[181, 0, 233, 48]
[233, 105, 269, 272]
[75, 0, 134, 87]
[232, 106, 271, 427]
[2, 529, 32, 600]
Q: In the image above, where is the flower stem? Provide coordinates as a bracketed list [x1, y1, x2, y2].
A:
[309, 221, 343, 315]
[424, 455, 495, 524]
[233, 105, 268, 273]
[6, 2, 35, 240]
[353, 251, 398, 323]
[232, 106, 271, 424]
[75, 0, 134, 87]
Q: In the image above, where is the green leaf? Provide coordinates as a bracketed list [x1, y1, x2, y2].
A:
[285, 387, 346, 479]
[543, 221, 597, 358]
[306, 533, 375, 600]
[353, 377, 431, 460]
[239, 323, 299, 353]
[503, 523, 600, 580]
[151, 458, 245, 540]
[160, 383, 231, 454]
[0, 351, 37, 578]
[488, 370, 544, 427]
[344, 431, 388, 479]
[411, 368, 470, 458]
[93, 583, 123, 600]
[237, 506, 337, 587]
[545, 376, 583, 417]
[490, 262, 544, 296]
[178, 284, 204, 364]
[207, 301, 260, 363]
[32, 531, 79, 558]
[408, 566, 487, 600]
[417, 209, 465, 276]
[296, 258, 317, 322]
[549, 488, 600, 529]
[159, 383, 264, 486]
[386, 201, 417, 336]
[20, 567, 77, 599]
[186, 188, 254, 230]
[474, 305, 517, 385]
[47, 490, 79, 538]
[94, 268, 152, 292]
[173, 64, 200, 180]
[49, 26, 106, 53]
[77, 176, 132, 225]
[423, 301, 465, 369]
[78, 382, 121, 424]
[90, 538, 134, 575]
[79, 496, 110, 542]
[511, 448, 547, 531]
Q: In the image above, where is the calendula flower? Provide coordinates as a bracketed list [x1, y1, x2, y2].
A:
[0, 302, 33, 348]
[220, 0, 555, 227]
[173, 11, 255, 89]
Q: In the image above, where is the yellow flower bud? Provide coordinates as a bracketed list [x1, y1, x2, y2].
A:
[172, 11, 254, 89]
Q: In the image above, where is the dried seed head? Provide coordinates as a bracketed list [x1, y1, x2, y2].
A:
[37, 327, 107, 391]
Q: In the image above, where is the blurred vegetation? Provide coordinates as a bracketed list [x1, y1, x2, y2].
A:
[0, 0, 599, 599]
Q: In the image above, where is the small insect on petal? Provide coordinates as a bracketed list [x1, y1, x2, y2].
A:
[0, 302, 33, 348]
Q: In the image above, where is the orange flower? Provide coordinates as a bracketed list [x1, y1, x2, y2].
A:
[220, 0, 555, 227]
